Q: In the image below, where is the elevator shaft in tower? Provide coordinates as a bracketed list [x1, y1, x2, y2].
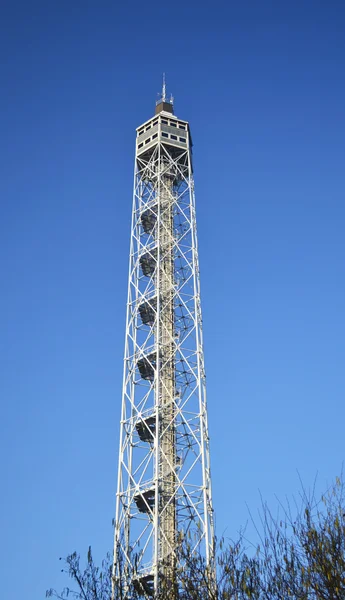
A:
[156, 167, 176, 583]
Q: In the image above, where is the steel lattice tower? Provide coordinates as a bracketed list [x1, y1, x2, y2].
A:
[112, 82, 215, 599]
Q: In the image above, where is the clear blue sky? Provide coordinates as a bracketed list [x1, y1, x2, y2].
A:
[1, 1, 345, 598]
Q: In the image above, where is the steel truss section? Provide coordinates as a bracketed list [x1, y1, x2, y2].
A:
[112, 101, 215, 599]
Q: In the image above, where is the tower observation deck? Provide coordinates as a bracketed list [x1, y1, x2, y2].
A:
[112, 82, 215, 599]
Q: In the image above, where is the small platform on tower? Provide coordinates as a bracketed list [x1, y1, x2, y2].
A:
[133, 573, 154, 597]
[140, 249, 157, 277]
[136, 416, 156, 442]
[138, 297, 157, 326]
[137, 352, 157, 381]
[134, 488, 155, 513]
[141, 206, 157, 234]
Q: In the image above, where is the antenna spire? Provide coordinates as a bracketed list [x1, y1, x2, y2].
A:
[155, 75, 174, 114]
[162, 73, 166, 102]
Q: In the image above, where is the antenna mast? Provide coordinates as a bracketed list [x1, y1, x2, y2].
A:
[162, 73, 166, 102]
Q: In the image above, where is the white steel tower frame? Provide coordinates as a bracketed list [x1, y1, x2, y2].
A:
[113, 92, 214, 598]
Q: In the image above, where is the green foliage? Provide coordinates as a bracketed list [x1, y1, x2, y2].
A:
[46, 548, 112, 600]
[48, 475, 345, 599]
